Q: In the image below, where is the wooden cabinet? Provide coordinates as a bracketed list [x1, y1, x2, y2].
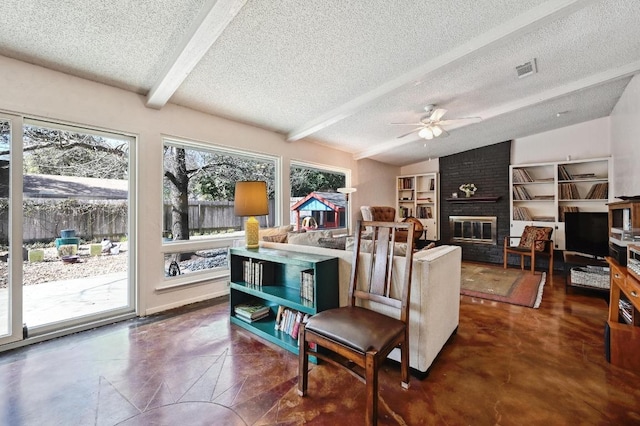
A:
[228, 247, 338, 358]
[608, 200, 640, 258]
[606, 258, 640, 371]
[396, 173, 439, 241]
[510, 157, 610, 250]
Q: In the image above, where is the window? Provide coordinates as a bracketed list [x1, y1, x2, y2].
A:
[161, 139, 279, 284]
[289, 162, 348, 231]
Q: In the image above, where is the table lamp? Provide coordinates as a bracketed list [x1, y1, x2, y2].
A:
[234, 181, 269, 249]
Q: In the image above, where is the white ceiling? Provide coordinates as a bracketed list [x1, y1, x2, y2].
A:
[1, 0, 639, 166]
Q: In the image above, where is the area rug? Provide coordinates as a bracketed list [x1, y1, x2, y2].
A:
[460, 263, 546, 308]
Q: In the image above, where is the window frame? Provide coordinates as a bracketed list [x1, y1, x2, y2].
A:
[160, 137, 281, 288]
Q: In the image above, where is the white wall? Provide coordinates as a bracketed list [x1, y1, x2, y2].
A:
[0, 55, 357, 316]
[400, 158, 439, 175]
[610, 74, 640, 198]
[511, 117, 611, 165]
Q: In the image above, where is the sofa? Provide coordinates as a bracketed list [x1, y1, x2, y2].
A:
[259, 236, 462, 377]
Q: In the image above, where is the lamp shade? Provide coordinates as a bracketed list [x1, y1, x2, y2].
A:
[234, 181, 269, 217]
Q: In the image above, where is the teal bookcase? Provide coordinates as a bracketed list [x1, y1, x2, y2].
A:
[229, 247, 339, 358]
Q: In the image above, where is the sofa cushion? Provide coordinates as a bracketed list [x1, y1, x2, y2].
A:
[287, 230, 333, 246]
[345, 237, 408, 256]
[317, 236, 347, 250]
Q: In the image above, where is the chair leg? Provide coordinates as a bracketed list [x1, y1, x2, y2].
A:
[503, 251, 507, 269]
[365, 352, 378, 426]
[520, 254, 524, 270]
[297, 325, 308, 397]
[401, 338, 410, 389]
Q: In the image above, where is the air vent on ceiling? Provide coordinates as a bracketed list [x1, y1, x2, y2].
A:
[516, 59, 537, 78]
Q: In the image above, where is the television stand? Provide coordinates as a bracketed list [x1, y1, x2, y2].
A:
[563, 252, 609, 293]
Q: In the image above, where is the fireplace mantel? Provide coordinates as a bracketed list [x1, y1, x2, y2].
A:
[446, 196, 501, 203]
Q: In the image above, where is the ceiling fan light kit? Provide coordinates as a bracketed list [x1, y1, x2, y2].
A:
[390, 105, 481, 140]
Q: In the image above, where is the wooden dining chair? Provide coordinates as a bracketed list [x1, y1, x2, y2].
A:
[503, 225, 554, 276]
[298, 220, 415, 426]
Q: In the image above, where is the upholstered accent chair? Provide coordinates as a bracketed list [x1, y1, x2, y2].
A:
[360, 206, 396, 222]
[360, 206, 423, 243]
[503, 225, 554, 275]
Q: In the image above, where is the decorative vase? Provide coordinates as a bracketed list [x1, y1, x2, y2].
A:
[463, 190, 474, 198]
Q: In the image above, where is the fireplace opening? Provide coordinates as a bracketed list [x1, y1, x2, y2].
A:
[449, 216, 497, 245]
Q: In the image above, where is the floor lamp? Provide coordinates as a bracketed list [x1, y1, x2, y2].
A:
[234, 181, 269, 249]
[337, 187, 357, 235]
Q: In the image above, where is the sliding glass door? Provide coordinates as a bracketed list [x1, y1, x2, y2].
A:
[21, 120, 135, 334]
[1, 116, 136, 348]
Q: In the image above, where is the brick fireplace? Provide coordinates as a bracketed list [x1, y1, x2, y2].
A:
[439, 141, 511, 264]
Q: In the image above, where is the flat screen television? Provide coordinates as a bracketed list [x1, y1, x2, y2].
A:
[564, 212, 609, 258]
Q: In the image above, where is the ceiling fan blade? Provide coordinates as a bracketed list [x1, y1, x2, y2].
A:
[429, 108, 447, 121]
[437, 116, 482, 126]
[396, 127, 422, 139]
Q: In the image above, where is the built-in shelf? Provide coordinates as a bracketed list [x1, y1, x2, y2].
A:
[446, 196, 501, 203]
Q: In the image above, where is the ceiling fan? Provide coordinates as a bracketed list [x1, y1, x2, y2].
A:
[390, 105, 482, 140]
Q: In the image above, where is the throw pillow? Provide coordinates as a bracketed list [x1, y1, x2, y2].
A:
[518, 226, 553, 252]
[261, 233, 288, 243]
[317, 236, 347, 250]
[259, 225, 294, 239]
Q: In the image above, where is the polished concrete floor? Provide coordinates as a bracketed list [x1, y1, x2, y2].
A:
[1, 266, 639, 425]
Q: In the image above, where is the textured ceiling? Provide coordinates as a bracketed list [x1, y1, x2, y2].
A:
[0, 0, 638, 166]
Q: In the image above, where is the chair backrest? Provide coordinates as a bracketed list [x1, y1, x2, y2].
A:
[348, 220, 415, 323]
[369, 206, 396, 222]
[518, 225, 553, 251]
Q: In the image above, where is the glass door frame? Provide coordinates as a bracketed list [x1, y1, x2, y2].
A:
[0, 112, 24, 346]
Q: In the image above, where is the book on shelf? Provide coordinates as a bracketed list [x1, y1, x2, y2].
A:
[398, 177, 413, 189]
[572, 173, 596, 179]
[585, 182, 608, 199]
[512, 168, 533, 183]
[300, 269, 314, 303]
[242, 259, 275, 286]
[559, 183, 580, 199]
[399, 206, 412, 218]
[234, 301, 270, 319]
[273, 307, 313, 342]
[533, 195, 554, 200]
[559, 206, 579, 222]
[558, 165, 573, 181]
[532, 216, 555, 222]
[512, 186, 532, 200]
[417, 206, 433, 219]
[513, 206, 532, 221]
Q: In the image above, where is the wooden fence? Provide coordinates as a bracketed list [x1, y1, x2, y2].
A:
[0, 198, 276, 244]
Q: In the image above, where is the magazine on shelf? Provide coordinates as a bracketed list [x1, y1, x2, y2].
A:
[234, 301, 270, 319]
[235, 310, 269, 323]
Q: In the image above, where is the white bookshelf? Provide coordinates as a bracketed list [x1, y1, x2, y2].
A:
[396, 173, 439, 241]
[510, 157, 611, 250]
